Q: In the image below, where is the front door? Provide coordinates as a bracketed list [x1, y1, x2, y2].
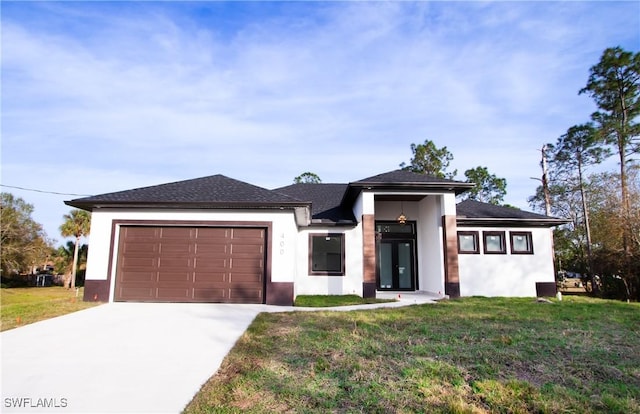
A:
[378, 240, 415, 290]
[376, 221, 417, 291]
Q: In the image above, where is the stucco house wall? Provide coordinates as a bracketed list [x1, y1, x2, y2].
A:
[293, 225, 364, 297]
[457, 226, 556, 297]
[418, 196, 446, 294]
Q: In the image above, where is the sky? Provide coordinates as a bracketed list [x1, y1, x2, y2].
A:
[2, 1, 639, 246]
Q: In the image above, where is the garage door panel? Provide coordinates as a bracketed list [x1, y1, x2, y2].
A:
[160, 243, 193, 255]
[116, 226, 265, 303]
[231, 244, 264, 255]
[231, 258, 263, 270]
[158, 257, 193, 268]
[194, 257, 228, 269]
[121, 256, 158, 267]
[156, 287, 191, 300]
[229, 287, 263, 302]
[193, 272, 228, 283]
[197, 228, 230, 238]
[122, 242, 160, 255]
[229, 272, 262, 283]
[119, 270, 157, 282]
[118, 287, 155, 300]
[157, 271, 192, 282]
[160, 227, 196, 239]
[195, 244, 228, 255]
[232, 228, 264, 239]
[123, 227, 160, 238]
[193, 288, 226, 301]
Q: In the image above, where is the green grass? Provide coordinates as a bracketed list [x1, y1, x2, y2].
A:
[1, 286, 101, 331]
[184, 296, 640, 413]
[294, 294, 395, 307]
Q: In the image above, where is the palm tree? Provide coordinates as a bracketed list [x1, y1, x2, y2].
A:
[59, 209, 91, 289]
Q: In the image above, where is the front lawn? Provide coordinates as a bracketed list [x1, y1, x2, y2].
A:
[1, 287, 101, 331]
[185, 296, 640, 413]
[294, 294, 395, 307]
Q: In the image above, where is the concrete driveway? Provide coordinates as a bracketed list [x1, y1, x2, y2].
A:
[1, 294, 436, 413]
[1, 302, 266, 413]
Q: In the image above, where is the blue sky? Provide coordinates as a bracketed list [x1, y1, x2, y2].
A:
[2, 1, 639, 245]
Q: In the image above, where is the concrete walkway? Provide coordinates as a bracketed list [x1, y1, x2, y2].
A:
[1, 294, 438, 413]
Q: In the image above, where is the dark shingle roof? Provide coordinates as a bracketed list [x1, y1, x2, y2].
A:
[350, 170, 473, 193]
[65, 172, 563, 228]
[66, 175, 305, 210]
[274, 183, 355, 223]
[354, 169, 458, 184]
[456, 199, 567, 226]
[341, 169, 474, 205]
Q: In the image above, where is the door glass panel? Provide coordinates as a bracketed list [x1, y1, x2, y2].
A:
[376, 223, 414, 234]
[378, 243, 393, 289]
[398, 242, 413, 289]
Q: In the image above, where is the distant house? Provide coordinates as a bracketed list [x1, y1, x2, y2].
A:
[66, 170, 565, 305]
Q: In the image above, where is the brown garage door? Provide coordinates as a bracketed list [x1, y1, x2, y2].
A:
[115, 226, 265, 303]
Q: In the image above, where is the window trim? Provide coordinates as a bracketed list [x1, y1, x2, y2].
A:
[483, 231, 506, 254]
[457, 231, 480, 254]
[510, 231, 534, 255]
[309, 233, 345, 276]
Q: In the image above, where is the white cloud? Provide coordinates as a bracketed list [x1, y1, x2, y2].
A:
[2, 1, 638, 241]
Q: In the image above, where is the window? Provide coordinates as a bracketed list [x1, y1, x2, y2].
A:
[510, 232, 533, 254]
[457, 231, 479, 254]
[483, 231, 506, 254]
[309, 233, 345, 275]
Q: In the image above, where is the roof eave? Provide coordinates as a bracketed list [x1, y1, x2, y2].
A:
[352, 181, 473, 192]
[343, 181, 474, 205]
[64, 200, 311, 211]
[309, 219, 358, 227]
[456, 217, 570, 227]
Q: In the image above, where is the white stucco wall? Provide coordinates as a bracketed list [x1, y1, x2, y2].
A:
[84, 209, 300, 301]
[417, 196, 445, 294]
[360, 191, 375, 216]
[441, 193, 457, 216]
[458, 226, 556, 297]
[293, 225, 364, 296]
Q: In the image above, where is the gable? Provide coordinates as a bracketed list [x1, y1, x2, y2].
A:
[274, 183, 355, 224]
[66, 174, 307, 210]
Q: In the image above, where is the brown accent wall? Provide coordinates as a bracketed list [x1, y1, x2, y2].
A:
[535, 282, 557, 297]
[442, 215, 461, 298]
[362, 214, 376, 298]
[83, 280, 111, 302]
[266, 282, 294, 305]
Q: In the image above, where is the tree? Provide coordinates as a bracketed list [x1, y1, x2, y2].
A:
[579, 47, 640, 260]
[461, 166, 507, 205]
[54, 241, 88, 277]
[293, 172, 322, 184]
[1, 193, 52, 276]
[548, 123, 609, 291]
[587, 170, 640, 300]
[529, 177, 591, 281]
[59, 209, 91, 289]
[400, 139, 457, 179]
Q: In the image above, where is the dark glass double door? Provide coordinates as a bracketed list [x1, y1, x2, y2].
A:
[377, 239, 415, 290]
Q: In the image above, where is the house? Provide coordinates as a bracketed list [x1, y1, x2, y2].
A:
[66, 170, 565, 305]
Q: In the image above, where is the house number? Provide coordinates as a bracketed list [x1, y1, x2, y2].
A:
[280, 233, 285, 255]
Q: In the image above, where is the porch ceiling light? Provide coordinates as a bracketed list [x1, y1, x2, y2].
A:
[397, 201, 407, 225]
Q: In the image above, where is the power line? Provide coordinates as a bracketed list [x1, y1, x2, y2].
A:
[0, 184, 92, 197]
